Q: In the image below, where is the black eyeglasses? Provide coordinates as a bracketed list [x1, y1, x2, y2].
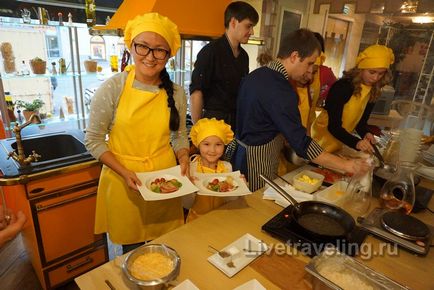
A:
[132, 42, 169, 60]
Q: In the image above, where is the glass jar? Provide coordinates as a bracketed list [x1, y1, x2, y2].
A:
[379, 162, 415, 214]
[342, 165, 373, 218]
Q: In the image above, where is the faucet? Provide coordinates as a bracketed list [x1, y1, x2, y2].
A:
[7, 114, 42, 166]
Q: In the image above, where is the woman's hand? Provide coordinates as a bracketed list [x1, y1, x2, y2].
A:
[364, 132, 376, 144]
[177, 148, 190, 178]
[121, 170, 142, 191]
[356, 138, 374, 153]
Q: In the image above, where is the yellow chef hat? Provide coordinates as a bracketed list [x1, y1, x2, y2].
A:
[190, 118, 234, 147]
[356, 44, 395, 69]
[124, 12, 181, 57]
[314, 52, 326, 66]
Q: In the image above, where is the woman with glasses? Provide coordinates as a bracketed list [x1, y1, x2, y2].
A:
[85, 13, 189, 253]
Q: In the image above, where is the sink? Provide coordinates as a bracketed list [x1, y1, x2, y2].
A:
[11, 134, 87, 162]
[0, 130, 94, 176]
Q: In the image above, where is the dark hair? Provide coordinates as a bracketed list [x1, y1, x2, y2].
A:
[313, 32, 325, 52]
[277, 28, 321, 60]
[159, 68, 180, 131]
[224, 1, 259, 28]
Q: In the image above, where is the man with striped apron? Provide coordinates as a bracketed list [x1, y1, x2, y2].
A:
[232, 29, 369, 191]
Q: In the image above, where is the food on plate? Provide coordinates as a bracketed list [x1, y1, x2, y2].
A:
[130, 252, 174, 280]
[296, 174, 319, 185]
[150, 177, 182, 193]
[206, 176, 237, 192]
[312, 168, 345, 183]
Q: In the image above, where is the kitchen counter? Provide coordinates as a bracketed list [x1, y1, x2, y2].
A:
[75, 186, 434, 290]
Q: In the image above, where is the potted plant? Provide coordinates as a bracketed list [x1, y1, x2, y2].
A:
[16, 99, 45, 121]
[30, 57, 47, 74]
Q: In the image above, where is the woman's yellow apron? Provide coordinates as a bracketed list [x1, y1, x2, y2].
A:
[186, 156, 228, 222]
[297, 86, 310, 129]
[95, 67, 183, 244]
[311, 84, 372, 153]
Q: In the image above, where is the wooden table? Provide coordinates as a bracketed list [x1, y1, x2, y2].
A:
[75, 181, 434, 290]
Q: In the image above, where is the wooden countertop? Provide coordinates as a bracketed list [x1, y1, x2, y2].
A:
[75, 185, 434, 290]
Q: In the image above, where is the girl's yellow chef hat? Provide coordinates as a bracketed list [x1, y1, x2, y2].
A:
[190, 118, 234, 147]
[124, 12, 181, 57]
[356, 44, 395, 69]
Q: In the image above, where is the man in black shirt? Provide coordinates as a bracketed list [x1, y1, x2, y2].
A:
[189, 1, 258, 130]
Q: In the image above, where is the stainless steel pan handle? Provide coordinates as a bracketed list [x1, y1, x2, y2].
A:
[260, 174, 299, 208]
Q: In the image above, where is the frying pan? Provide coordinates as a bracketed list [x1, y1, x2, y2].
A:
[260, 174, 355, 238]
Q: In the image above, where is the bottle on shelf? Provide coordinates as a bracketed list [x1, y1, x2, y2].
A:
[19, 60, 30, 76]
[5, 92, 16, 122]
[51, 62, 57, 75]
[110, 44, 119, 72]
[85, 0, 96, 28]
[68, 13, 73, 25]
[58, 58, 67, 74]
[58, 12, 64, 26]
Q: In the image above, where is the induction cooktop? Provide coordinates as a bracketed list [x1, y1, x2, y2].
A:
[262, 205, 367, 257]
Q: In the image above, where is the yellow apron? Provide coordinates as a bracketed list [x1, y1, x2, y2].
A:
[186, 156, 229, 222]
[309, 71, 321, 124]
[297, 86, 310, 129]
[311, 84, 372, 152]
[95, 66, 183, 244]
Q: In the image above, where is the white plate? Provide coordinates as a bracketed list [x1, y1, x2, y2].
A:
[172, 279, 200, 290]
[233, 279, 266, 290]
[136, 165, 199, 201]
[194, 171, 251, 197]
[207, 233, 268, 278]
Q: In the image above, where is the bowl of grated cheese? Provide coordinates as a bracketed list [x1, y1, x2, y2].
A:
[122, 244, 180, 289]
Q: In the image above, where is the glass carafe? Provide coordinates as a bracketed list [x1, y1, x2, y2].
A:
[343, 166, 372, 218]
[379, 162, 415, 214]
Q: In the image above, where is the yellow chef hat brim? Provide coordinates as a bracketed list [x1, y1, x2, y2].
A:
[190, 118, 234, 147]
[356, 44, 395, 69]
[124, 12, 181, 57]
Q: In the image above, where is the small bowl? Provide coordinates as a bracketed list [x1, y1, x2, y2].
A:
[122, 244, 181, 290]
[314, 181, 349, 206]
[293, 170, 324, 193]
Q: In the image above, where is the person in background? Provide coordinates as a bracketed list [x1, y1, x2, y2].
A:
[85, 13, 190, 253]
[311, 44, 394, 154]
[232, 29, 370, 191]
[311, 32, 337, 109]
[0, 207, 26, 248]
[189, 1, 259, 130]
[185, 118, 234, 222]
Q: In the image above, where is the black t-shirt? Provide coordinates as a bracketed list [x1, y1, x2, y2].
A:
[189, 35, 249, 114]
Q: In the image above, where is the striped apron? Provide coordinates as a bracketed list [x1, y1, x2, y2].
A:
[235, 135, 285, 192]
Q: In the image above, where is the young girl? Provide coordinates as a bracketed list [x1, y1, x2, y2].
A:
[186, 118, 234, 222]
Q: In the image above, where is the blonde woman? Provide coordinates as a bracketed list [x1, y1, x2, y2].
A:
[311, 44, 394, 153]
